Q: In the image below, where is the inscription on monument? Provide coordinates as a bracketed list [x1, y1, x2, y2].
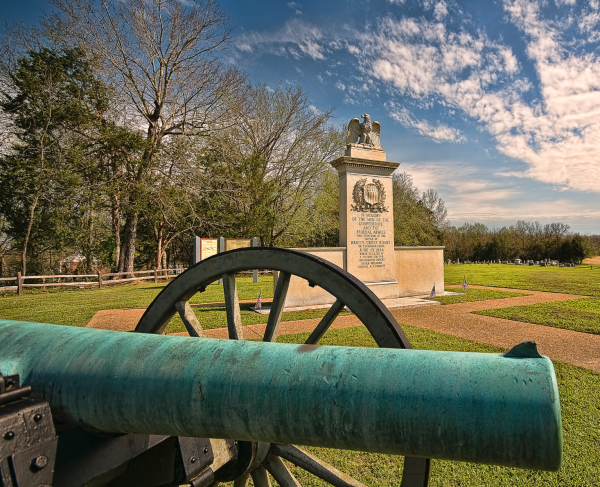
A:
[351, 213, 392, 269]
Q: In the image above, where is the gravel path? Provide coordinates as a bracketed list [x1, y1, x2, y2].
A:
[87, 285, 599, 372]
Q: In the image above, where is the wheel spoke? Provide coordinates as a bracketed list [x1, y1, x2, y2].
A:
[305, 299, 345, 345]
[263, 271, 291, 342]
[399, 457, 432, 487]
[233, 473, 250, 487]
[250, 466, 272, 487]
[223, 273, 244, 340]
[174, 301, 205, 337]
[264, 455, 301, 487]
[273, 444, 367, 487]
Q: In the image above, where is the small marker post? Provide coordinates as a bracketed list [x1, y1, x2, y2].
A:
[253, 237, 258, 283]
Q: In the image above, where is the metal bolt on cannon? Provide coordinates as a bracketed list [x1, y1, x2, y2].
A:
[1, 248, 563, 487]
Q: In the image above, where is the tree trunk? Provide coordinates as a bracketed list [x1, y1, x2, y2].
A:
[86, 209, 94, 273]
[118, 210, 138, 277]
[21, 192, 41, 276]
[111, 194, 121, 270]
[157, 221, 164, 270]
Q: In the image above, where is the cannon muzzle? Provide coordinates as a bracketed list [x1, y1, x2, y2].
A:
[0, 320, 562, 471]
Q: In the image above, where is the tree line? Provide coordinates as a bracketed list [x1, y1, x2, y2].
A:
[442, 221, 599, 264]
[0, 0, 341, 277]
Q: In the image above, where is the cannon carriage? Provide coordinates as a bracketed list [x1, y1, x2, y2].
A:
[0, 248, 562, 487]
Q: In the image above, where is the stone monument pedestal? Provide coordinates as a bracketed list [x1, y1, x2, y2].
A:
[275, 115, 445, 311]
[332, 145, 400, 300]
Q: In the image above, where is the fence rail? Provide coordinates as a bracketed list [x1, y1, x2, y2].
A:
[0, 268, 185, 295]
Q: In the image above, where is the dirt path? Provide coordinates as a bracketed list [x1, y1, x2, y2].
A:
[389, 286, 598, 372]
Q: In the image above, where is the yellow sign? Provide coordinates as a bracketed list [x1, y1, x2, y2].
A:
[225, 239, 252, 251]
[200, 239, 218, 260]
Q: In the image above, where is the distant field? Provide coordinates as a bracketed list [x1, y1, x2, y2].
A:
[583, 256, 600, 265]
[444, 263, 600, 297]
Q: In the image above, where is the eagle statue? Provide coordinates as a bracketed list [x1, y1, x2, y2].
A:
[346, 114, 381, 148]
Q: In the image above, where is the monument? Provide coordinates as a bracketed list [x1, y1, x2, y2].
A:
[279, 114, 445, 309]
[334, 114, 399, 299]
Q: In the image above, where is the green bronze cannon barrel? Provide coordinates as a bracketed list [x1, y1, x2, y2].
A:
[0, 320, 562, 471]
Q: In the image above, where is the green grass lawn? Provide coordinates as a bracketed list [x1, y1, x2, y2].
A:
[426, 287, 530, 305]
[475, 298, 600, 335]
[0, 276, 274, 327]
[0, 275, 352, 332]
[270, 325, 600, 486]
[445, 263, 600, 297]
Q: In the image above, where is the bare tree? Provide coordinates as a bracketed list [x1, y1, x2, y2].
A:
[47, 0, 245, 274]
[515, 220, 529, 255]
[546, 222, 571, 243]
[204, 84, 341, 246]
[421, 188, 449, 229]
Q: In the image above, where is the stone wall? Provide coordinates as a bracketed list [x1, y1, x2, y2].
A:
[279, 248, 344, 308]
[280, 246, 444, 308]
[394, 246, 445, 296]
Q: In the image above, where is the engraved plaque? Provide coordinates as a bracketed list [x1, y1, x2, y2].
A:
[225, 239, 252, 252]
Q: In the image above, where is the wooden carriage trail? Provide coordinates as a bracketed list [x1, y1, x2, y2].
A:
[87, 285, 600, 373]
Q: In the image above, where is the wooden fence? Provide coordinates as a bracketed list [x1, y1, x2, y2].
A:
[0, 268, 185, 295]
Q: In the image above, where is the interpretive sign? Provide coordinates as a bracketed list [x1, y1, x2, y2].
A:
[200, 238, 218, 260]
[225, 239, 252, 252]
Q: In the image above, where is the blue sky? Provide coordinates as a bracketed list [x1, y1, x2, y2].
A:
[4, 0, 600, 233]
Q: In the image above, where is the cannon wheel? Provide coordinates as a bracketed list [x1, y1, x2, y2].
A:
[136, 247, 431, 487]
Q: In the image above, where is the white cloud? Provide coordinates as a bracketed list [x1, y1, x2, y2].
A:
[287, 1, 302, 14]
[400, 162, 600, 229]
[235, 19, 326, 61]
[348, 45, 360, 55]
[434, 1, 448, 20]
[390, 108, 465, 142]
[299, 40, 325, 60]
[350, 1, 600, 193]
[335, 82, 346, 90]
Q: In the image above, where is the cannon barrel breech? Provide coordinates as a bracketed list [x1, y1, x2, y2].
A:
[0, 320, 562, 472]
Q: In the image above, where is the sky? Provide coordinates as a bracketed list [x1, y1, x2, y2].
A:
[3, 0, 600, 233]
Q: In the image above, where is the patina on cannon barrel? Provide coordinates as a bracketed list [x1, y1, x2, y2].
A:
[0, 319, 562, 471]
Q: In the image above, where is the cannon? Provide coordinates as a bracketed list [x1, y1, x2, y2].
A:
[0, 248, 562, 487]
